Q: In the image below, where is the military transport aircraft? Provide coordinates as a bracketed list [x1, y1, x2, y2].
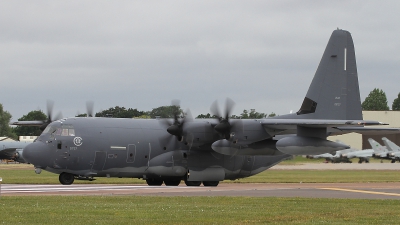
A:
[15, 29, 400, 186]
[341, 148, 374, 163]
[382, 137, 400, 163]
[306, 146, 356, 163]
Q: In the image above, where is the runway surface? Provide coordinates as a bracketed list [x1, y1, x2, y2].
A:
[3, 183, 400, 199]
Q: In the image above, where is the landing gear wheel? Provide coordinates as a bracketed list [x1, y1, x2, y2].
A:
[164, 179, 181, 186]
[146, 179, 163, 186]
[202, 181, 219, 187]
[184, 180, 201, 186]
[59, 172, 75, 185]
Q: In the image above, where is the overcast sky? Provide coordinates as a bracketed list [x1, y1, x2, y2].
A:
[1, 1, 400, 120]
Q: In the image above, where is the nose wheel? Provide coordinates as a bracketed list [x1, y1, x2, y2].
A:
[59, 172, 75, 185]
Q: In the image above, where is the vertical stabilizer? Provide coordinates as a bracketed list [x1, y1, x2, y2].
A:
[294, 29, 362, 120]
[368, 138, 386, 152]
[382, 137, 400, 152]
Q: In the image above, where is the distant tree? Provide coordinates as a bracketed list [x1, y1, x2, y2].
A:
[231, 109, 266, 119]
[198, 109, 268, 119]
[361, 88, 389, 111]
[268, 112, 276, 117]
[134, 114, 151, 119]
[13, 110, 47, 136]
[0, 103, 18, 139]
[392, 93, 400, 111]
[95, 106, 146, 118]
[149, 105, 182, 118]
[196, 113, 217, 119]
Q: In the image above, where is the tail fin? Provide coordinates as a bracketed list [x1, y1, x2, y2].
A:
[382, 137, 400, 152]
[296, 29, 362, 120]
[368, 138, 386, 152]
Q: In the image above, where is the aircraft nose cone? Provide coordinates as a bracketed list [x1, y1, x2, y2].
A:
[22, 141, 51, 168]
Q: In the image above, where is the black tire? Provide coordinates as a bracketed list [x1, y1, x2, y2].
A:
[203, 181, 219, 187]
[392, 159, 396, 163]
[59, 172, 75, 185]
[184, 180, 201, 186]
[146, 179, 163, 186]
[164, 179, 181, 186]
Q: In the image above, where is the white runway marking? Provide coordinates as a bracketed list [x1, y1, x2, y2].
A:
[1, 184, 193, 194]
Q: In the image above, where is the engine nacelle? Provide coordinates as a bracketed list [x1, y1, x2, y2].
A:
[211, 139, 279, 156]
[146, 150, 188, 177]
[14, 149, 26, 163]
[276, 136, 349, 155]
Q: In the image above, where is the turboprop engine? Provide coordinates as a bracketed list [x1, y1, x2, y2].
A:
[276, 136, 349, 155]
[211, 139, 280, 156]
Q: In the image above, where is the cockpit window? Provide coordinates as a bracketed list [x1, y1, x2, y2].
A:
[61, 125, 75, 136]
[55, 128, 62, 136]
[43, 124, 75, 136]
[43, 125, 57, 134]
[61, 129, 69, 136]
[68, 129, 75, 136]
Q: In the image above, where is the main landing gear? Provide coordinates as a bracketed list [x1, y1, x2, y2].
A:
[146, 179, 219, 187]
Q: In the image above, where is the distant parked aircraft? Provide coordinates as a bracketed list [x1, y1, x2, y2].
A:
[306, 146, 356, 163]
[0, 141, 28, 163]
[382, 137, 400, 163]
[341, 149, 374, 163]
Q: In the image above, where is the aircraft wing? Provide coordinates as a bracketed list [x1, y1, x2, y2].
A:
[261, 119, 387, 129]
[10, 121, 45, 126]
[332, 127, 400, 135]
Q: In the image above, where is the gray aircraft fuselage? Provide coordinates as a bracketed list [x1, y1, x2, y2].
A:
[23, 117, 290, 185]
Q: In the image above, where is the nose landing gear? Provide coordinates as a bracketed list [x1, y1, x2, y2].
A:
[59, 172, 75, 185]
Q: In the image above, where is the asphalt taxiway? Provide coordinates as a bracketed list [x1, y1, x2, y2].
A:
[3, 183, 400, 199]
[2, 163, 400, 199]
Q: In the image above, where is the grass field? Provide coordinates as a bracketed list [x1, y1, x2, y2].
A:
[1, 158, 400, 224]
[1, 196, 400, 224]
[1, 161, 400, 184]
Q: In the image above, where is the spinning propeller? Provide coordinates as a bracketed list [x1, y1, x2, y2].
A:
[158, 100, 194, 150]
[86, 101, 94, 117]
[40, 100, 63, 131]
[210, 98, 243, 141]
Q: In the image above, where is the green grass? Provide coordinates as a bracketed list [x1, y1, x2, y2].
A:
[1, 196, 400, 224]
[1, 164, 400, 184]
[229, 170, 400, 183]
[279, 155, 322, 164]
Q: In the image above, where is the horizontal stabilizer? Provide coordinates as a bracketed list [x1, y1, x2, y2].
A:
[10, 121, 45, 126]
[334, 127, 400, 135]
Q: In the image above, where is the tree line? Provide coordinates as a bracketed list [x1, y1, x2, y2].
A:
[362, 88, 400, 111]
